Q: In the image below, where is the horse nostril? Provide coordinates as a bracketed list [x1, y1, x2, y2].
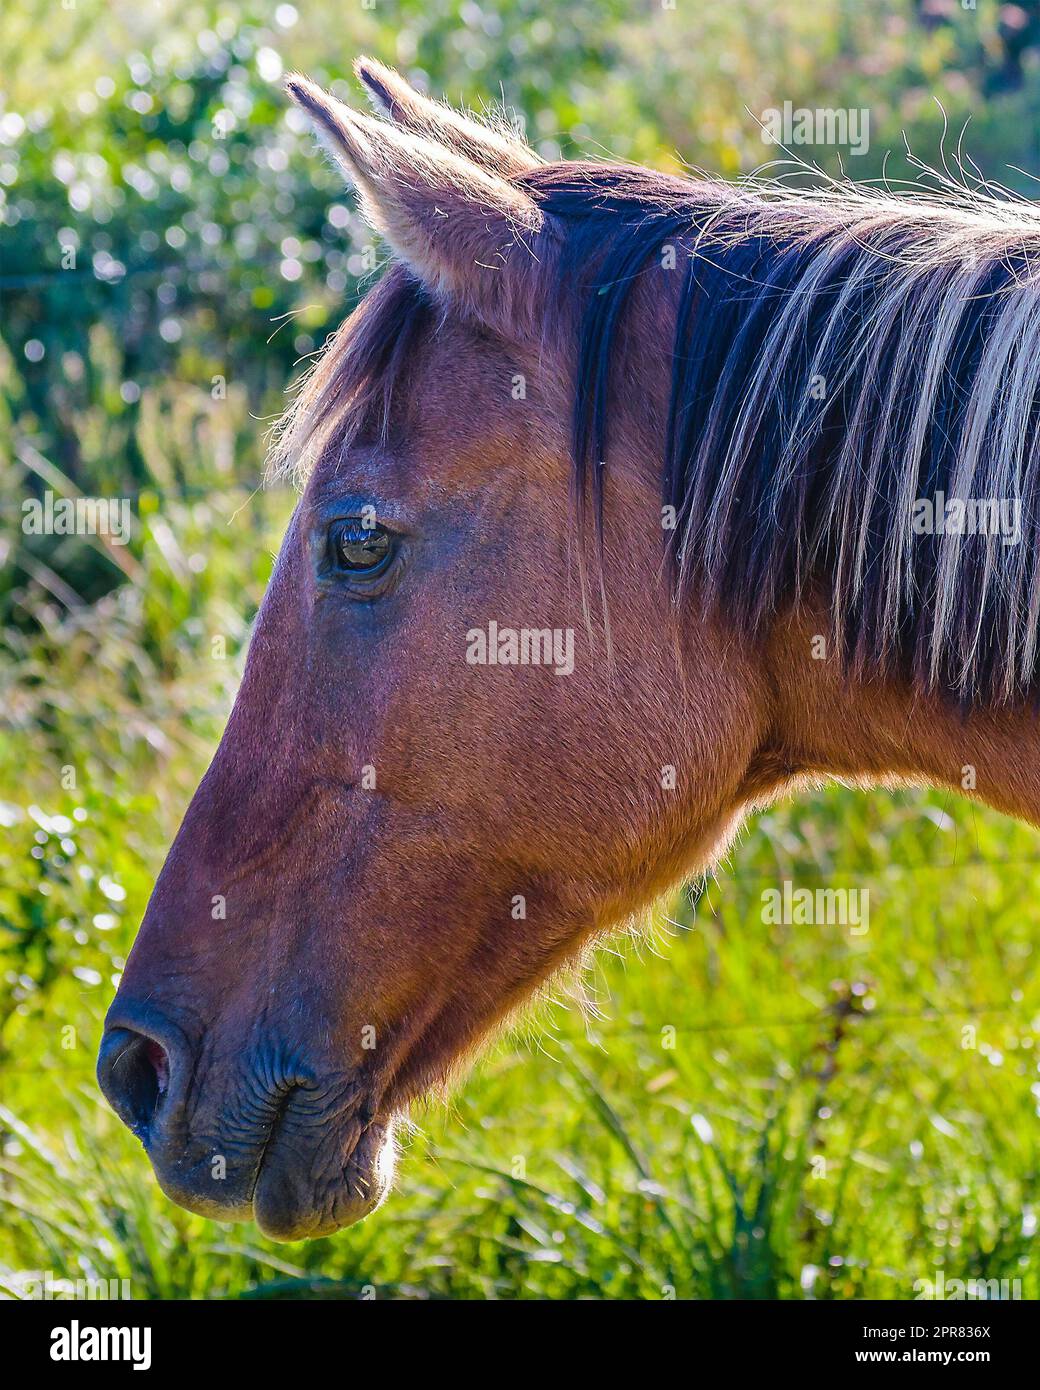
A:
[146, 1039, 170, 1097]
[97, 1028, 170, 1137]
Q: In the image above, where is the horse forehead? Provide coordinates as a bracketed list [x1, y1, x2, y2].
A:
[308, 443, 414, 497]
[305, 408, 544, 505]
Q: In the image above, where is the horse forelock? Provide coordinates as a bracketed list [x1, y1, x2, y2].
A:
[267, 264, 432, 484]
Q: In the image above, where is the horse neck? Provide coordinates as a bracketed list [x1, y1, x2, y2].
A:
[753, 602, 1040, 828]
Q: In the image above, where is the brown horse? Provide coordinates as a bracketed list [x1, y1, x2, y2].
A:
[98, 60, 1040, 1240]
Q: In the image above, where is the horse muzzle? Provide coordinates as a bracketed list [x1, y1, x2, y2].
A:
[97, 1000, 394, 1239]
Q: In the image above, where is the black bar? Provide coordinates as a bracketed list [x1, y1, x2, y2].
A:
[5, 1294, 1033, 1373]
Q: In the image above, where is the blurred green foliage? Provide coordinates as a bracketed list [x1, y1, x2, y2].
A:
[1, 0, 1038, 1300]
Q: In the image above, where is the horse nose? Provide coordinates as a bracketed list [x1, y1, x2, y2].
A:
[97, 1011, 186, 1140]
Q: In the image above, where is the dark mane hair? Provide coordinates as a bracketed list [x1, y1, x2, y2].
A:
[272, 161, 1040, 708]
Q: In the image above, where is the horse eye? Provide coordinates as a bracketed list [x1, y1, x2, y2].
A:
[330, 519, 393, 574]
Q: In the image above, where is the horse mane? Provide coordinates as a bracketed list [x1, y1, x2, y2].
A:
[271, 159, 1040, 709]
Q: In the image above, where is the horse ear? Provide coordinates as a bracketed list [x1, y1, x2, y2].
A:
[285, 73, 546, 335]
[352, 56, 541, 178]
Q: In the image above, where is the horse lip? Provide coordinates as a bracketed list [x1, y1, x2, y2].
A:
[249, 1104, 393, 1240]
[246, 1087, 296, 1204]
[243, 1084, 381, 1201]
